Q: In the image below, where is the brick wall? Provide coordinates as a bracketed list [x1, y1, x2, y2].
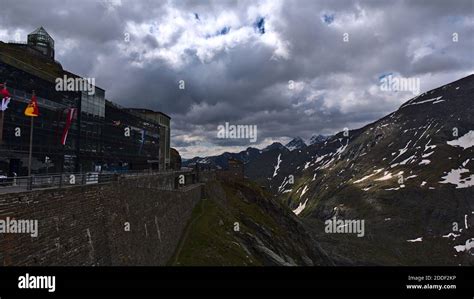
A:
[0, 174, 203, 266]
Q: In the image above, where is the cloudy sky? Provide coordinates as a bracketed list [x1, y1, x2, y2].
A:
[0, 0, 473, 158]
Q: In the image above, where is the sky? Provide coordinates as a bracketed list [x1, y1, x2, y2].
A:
[0, 0, 473, 158]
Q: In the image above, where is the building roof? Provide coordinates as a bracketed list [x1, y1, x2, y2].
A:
[29, 27, 54, 41]
[0, 41, 63, 82]
[127, 108, 171, 120]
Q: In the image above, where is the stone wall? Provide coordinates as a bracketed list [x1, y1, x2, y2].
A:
[0, 173, 203, 266]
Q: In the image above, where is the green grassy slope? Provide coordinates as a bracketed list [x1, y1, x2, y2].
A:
[170, 178, 333, 266]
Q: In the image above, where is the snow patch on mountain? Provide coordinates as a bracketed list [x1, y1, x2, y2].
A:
[442, 233, 461, 239]
[272, 154, 282, 178]
[385, 185, 405, 191]
[401, 96, 443, 108]
[439, 161, 474, 189]
[447, 131, 474, 149]
[419, 159, 431, 165]
[353, 168, 384, 184]
[314, 154, 329, 164]
[278, 176, 290, 193]
[300, 185, 309, 199]
[390, 141, 412, 163]
[454, 238, 474, 253]
[375, 171, 403, 181]
[292, 199, 309, 216]
[335, 141, 348, 155]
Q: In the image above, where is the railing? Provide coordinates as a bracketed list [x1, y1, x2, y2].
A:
[0, 172, 116, 192]
[0, 169, 192, 193]
[7, 41, 28, 45]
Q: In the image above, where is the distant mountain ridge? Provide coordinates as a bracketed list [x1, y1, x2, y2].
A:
[285, 137, 307, 151]
[184, 136, 330, 169]
[183, 141, 292, 169]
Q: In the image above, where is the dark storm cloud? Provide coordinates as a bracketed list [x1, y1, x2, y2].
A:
[0, 0, 472, 158]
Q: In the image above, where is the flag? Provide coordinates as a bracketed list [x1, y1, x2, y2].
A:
[61, 108, 77, 145]
[0, 83, 10, 144]
[0, 97, 10, 111]
[24, 94, 39, 117]
[0, 84, 10, 98]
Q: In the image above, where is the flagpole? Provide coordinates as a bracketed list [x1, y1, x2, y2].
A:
[27, 91, 35, 177]
[0, 82, 6, 145]
[28, 114, 34, 176]
[0, 110, 4, 145]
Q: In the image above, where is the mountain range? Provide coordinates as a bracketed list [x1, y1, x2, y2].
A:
[183, 135, 329, 169]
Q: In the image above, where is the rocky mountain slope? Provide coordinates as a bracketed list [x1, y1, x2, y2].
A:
[261, 74, 474, 265]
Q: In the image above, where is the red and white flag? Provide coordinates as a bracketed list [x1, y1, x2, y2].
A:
[61, 108, 77, 145]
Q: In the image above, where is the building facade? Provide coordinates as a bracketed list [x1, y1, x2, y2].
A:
[0, 27, 172, 176]
[127, 109, 171, 170]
